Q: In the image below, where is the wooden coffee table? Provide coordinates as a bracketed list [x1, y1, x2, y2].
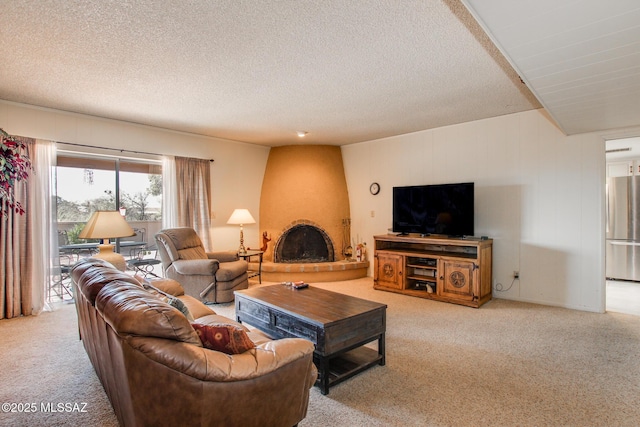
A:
[235, 284, 386, 395]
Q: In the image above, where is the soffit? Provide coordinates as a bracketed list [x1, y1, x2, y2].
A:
[463, 0, 640, 136]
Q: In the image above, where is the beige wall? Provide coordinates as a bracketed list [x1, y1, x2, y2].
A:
[6, 98, 640, 312]
[0, 100, 270, 251]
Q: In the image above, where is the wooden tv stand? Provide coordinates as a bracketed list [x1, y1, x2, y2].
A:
[373, 234, 493, 308]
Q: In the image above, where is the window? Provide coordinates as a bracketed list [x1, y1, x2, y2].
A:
[55, 153, 162, 247]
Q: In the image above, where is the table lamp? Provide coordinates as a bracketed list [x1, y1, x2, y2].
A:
[227, 209, 255, 254]
[78, 210, 136, 271]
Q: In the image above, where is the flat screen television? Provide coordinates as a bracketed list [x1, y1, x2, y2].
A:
[392, 182, 474, 237]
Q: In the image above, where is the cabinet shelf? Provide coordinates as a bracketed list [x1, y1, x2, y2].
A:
[407, 264, 437, 269]
[407, 275, 437, 282]
[404, 288, 438, 297]
[373, 234, 493, 308]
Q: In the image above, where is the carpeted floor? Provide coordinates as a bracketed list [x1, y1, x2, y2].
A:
[1, 277, 639, 426]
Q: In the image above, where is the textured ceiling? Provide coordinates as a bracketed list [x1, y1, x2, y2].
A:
[0, 1, 544, 146]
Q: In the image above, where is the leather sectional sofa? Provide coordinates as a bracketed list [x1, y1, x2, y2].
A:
[71, 258, 317, 427]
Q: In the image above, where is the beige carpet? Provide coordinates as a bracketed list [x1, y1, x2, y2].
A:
[1, 277, 639, 426]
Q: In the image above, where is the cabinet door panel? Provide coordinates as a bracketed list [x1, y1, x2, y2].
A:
[374, 252, 403, 289]
[439, 260, 475, 300]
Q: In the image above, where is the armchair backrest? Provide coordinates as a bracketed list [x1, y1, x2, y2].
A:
[155, 228, 208, 270]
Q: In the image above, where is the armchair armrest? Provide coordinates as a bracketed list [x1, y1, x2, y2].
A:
[206, 250, 239, 262]
[172, 259, 220, 275]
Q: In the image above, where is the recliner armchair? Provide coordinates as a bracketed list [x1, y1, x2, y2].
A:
[155, 227, 249, 303]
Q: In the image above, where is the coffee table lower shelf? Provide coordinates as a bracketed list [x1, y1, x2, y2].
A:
[318, 345, 384, 393]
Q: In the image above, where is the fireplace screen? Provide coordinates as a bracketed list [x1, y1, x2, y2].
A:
[274, 224, 335, 263]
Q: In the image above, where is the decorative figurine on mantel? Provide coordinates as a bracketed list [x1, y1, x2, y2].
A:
[355, 242, 367, 262]
[344, 245, 353, 261]
[249, 231, 271, 252]
[260, 231, 271, 252]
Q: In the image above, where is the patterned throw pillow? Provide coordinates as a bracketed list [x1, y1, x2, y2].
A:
[191, 323, 255, 354]
[167, 297, 195, 321]
[143, 283, 194, 321]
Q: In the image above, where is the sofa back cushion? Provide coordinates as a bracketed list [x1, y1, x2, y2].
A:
[71, 257, 112, 278]
[95, 281, 202, 347]
[72, 258, 142, 305]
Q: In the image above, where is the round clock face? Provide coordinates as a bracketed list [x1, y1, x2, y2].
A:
[370, 182, 380, 195]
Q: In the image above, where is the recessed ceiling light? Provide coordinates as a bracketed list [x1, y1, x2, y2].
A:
[297, 131, 308, 137]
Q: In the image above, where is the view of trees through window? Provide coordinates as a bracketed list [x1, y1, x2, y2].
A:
[56, 155, 162, 244]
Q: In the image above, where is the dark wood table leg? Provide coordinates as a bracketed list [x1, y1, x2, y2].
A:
[316, 355, 330, 395]
[379, 333, 386, 365]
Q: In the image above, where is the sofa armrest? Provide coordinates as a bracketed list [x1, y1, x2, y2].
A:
[127, 336, 316, 382]
[206, 250, 239, 262]
[146, 278, 185, 296]
[172, 259, 219, 275]
[178, 295, 217, 319]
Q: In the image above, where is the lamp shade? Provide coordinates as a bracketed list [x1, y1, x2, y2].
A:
[79, 211, 135, 240]
[227, 209, 256, 225]
[77, 211, 135, 271]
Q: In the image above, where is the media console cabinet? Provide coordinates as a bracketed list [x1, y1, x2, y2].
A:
[373, 234, 493, 308]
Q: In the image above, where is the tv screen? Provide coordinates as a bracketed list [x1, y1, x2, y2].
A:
[392, 182, 474, 237]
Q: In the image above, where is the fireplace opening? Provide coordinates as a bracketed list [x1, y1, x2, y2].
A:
[274, 224, 335, 263]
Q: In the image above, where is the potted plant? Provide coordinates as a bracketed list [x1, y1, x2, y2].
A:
[1, 129, 32, 216]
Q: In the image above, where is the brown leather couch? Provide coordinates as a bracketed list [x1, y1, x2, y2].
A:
[71, 258, 317, 427]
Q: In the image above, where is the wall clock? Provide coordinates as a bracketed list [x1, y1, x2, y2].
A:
[370, 182, 380, 195]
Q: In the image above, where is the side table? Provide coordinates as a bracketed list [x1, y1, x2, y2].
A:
[238, 250, 263, 283]
[127, 258, 161, 278]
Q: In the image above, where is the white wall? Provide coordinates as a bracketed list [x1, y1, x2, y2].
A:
[342, 109, 606, 312]
[0, 100, 270, 251]
[1, 100, 612, 311]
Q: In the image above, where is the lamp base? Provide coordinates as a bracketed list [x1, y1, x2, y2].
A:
[238, 226, 247, 255]
[93, 244, 127, 271]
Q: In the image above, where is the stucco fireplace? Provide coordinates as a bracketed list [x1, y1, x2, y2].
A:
[256, 145, 368, 282]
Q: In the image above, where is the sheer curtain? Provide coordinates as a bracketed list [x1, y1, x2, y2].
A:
[174, 156, 213, 250]
[33, 140, 55, 313]
[0, 138, 54, 318]
[162, 155, 177, 229]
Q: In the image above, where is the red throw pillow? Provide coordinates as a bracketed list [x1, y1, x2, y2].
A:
[191, 323, 255, 354]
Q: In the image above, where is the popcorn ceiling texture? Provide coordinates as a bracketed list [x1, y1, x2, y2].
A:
[0, 0, 539, 146]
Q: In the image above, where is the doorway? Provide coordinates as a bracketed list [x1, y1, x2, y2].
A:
[605, 137, 640, 316]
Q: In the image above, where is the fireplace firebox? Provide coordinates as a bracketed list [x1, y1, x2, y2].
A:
[274, 223, 335, 263]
